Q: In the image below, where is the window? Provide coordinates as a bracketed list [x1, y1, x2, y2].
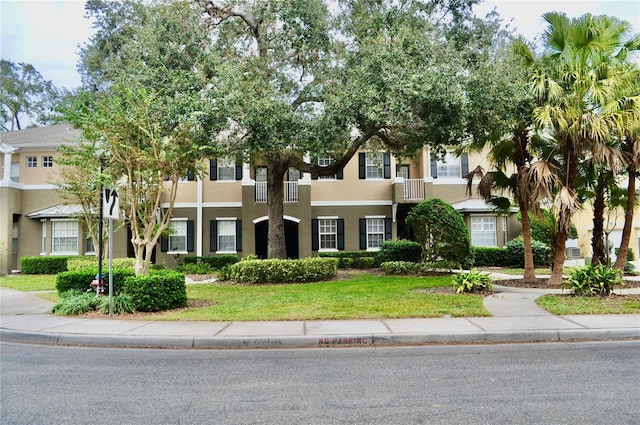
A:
[471, 216, 497, 247]
[436, 152, 461, 178]
[366, 152, 384, 179]
[26, 156, 37, 168]
[216, 220, 236, 251]
[168, 220, 187, 252]
[86, 234, 95, 254]
[317, 157, 336, 180]
[10, 162, 19, 182]
[396, 164, 409, 179]
[41, 221, 47, 254]
[52, 220, 78, 254]
[218, 157, 235, 181]
[319, 219, 337, 250]
[366, 218, 385, 249]
[502, 216, 508, 246]
[42, 156, 53, 168]
[12, 221, 18, 253]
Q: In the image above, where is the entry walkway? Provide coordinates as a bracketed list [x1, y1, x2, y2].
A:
[1, 280, 639, 349]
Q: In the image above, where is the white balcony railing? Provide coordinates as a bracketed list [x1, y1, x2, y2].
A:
[255, 181, 299, 203]
[403, 179, 424, 201]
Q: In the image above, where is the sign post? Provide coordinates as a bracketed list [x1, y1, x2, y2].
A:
[102, 188, 120, 316]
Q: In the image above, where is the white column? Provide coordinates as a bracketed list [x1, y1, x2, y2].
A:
[1, 144, 16, 182]
[196, 176, 203, 257]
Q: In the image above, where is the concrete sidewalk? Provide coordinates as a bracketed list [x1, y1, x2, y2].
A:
[1, 284, 639, 349]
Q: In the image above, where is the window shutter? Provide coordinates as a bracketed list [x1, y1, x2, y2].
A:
[358, 153, 366, 179]
[337, 168, 343, 180]
[385, 218, 392, 241]
[209, 159, 217, 180]
[337, 219, 345, 250]
[235, 164, 242, 180]
[161, 234, 168, 252]
[461, 153, 469, 176]
[236, 220, 242, 251]
[311, 219, 319, 250]
[430, 156, 438, 179]
[209, 220, 217, 251]
[187, 221, 194, 252]
[383, 153, 391, 179]
[359, 219, 366, 249]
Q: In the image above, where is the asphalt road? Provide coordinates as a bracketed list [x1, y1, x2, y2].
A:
[2, 341, 639, 424]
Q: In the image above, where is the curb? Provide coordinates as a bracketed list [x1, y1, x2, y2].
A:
[3, 328, 639, 349]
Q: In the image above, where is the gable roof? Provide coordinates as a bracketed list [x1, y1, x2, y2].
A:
[0, 123, 82, 149]
[26, 204, 85, 219]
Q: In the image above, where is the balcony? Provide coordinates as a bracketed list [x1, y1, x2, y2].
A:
[403, 179, 424, 201]
[255, 181, 299, 203]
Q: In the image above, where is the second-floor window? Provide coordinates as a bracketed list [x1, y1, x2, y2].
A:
[358, 152, 391, 179]
[431, 152, 469, 179]
[210, 158, 241, 181]
[42, 156, 53, 168]
[317, 157, 336, 180]
[26, 156, 37, 168]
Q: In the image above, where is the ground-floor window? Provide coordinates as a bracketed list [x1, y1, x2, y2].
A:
[471, 216, 497, 247]
[168, 219, 187, 253]
[319, 218, 337, 250]
[52, 220, 79, 254]
[217, 219, 236, 252]
[366, 217, 385, 250]
[41, 220, 47, 254]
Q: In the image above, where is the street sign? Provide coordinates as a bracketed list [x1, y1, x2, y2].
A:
[103, 188, 120, 220]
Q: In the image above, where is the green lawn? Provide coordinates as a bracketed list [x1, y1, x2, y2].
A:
[537, 294, 640, 315]
[0, 274, 57, 291]
[148, 273, 489, 321]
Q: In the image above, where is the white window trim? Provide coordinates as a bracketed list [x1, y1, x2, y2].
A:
[365, 152, 384, 180]
[41, 220, 47, 255]
[216, 217, 237, 254]
[470, 215, 497, 247]
[365, 216, 385, 252]
[317, 217, 338, 252]
[26, 156, 38, 168]
[167, 218, 188, 254]
[51, 218, 79, 255]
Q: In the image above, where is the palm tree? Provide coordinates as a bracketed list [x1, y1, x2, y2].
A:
[516, 12, 638, 285]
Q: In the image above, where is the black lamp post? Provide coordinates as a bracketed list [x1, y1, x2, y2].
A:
[97, 155, 105, 295]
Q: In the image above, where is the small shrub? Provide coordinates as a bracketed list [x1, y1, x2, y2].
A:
[417, 260, 461, 274]
[175, 262, 214, 274]
[21, 256, 69, 274]
[451, 269, 493, 293]
[52, 292, 100, 315]
[624, 262, 635, 275]
[97, 294, 135, 315]
[339, 257, 354, 269]
[473, 247, 509, 267]
[505, 238, 551, 267]
[226, 258, 338, 284]
[354, 257, 376, 269]
[184, 255, 239, 270]
[566, 264, 623, 296]
[380, 261, 418, 275]
[319, 251, 376, 269]
[377, 240, 422, 264]
[67, 257, 136, 271]
[123, 271, 187, 312]
[55, 269, 134, 295]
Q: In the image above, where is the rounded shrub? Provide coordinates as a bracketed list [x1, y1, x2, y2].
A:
[380, 261, 418, 275]
[225, 258, 338, 284]
[566, 264, 622, 296]
[505, 238, 551, 267]
[406, 199, 474, 269]
[123, 271, 187, 312]
[21, 256, 69, 274]
[55, 269, 135, 295]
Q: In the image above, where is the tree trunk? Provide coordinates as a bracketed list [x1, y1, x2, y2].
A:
[519, 204, 537, 282]
[267, 160, 288, 259]
[590, 173, 607, 266]
[613, 160, 637, 270]
[549, 222, 568, 285]
[133, 243, 146, 277]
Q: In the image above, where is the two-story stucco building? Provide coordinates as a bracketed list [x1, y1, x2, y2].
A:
[1, 123, 531, 274]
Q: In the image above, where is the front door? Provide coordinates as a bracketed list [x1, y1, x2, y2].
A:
[254, 219, 299, 259]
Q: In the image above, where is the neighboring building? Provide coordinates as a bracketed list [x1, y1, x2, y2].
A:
[0, 124, 522, 274]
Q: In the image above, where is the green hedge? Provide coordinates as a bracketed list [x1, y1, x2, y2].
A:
[377, 240, 422, 264]
[319, 251, 378, 269]
[67, 257, 136, 271]
[473, 247, 509, 267]
[505, 238, 551, 267]
[183, 255, 239, 270]
[222, 257, 338, 284]
[123, 271, 187, 312]
[21, 256, 69, 274]
[55, 269, 135, 295]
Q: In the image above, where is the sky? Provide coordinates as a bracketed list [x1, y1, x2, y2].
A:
[0, 0, 639, 92]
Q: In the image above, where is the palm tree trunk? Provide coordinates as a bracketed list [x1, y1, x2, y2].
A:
[549, 222, 568, 285]
[519, 204, 537, 282]
[613, 160, 637, 270]
[267, 160, 287, 259]
[590, 173, 607, 266]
